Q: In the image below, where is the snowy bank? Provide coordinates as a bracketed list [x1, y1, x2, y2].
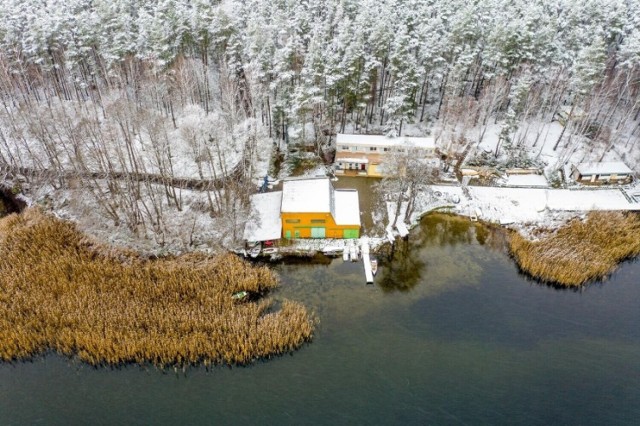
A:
[384, 183, 640, 242]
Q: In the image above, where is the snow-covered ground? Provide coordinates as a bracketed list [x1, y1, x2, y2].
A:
[6, 102, 639, 255]
[503, 174, 549, 187]
[432, 118, 639, 183]
[386, 181, 640, 241]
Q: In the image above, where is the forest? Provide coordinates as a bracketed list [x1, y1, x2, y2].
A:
[0, 0, 638, 250]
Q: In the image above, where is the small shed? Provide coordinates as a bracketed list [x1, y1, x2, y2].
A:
[572, 162, 634, 184]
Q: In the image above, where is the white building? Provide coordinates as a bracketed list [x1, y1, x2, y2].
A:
[334, 134, 436, 177]
[572, 161, 634, 184]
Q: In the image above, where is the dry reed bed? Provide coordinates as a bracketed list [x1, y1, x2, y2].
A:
[0, 209, 316, 366]
[509, 211, 640, 286]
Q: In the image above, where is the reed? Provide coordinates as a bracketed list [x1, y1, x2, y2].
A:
[509, 211, 640, 286]
[0, 209, 316, 366]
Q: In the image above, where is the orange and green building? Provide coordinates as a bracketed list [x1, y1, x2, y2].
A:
[244, 176, 361, 243]
[281, 177, 361, 239]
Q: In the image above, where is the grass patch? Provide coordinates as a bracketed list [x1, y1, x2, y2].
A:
[509, 211, 640, 286]
[0, 209, 316, 367]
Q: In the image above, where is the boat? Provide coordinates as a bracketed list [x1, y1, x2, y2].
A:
[349, 245, 357, 262]
[322, 246, 342, 257]
[342, 248, 349, 261]
[231, 291, 249, 301]
[248, 245, 261, 258]
[370, 258, 378, 276]
[262, 247, 278, 255]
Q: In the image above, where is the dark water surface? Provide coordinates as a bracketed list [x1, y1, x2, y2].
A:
[1, 215, 639, 425]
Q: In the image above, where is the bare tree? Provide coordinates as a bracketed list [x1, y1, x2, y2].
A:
[376, 146, 440, 228]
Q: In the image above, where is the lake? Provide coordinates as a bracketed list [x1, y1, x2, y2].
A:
[1, 214, 639, 425]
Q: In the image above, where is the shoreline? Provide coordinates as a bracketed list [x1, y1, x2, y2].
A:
[5, 177, 640, 289]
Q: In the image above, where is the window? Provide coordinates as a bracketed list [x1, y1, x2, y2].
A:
[369, 147, 377, 151]
[285, 219, 300, 224]
[341, 146, 349, 151]
[311, 219, 326, 224]
[383, 147, 390, 152]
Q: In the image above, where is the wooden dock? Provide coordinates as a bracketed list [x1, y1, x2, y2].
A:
[361, 240, 374, 284]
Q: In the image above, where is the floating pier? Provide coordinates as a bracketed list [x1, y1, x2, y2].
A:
[361, 240, 374, 284]
[395, 222, 409, 238]
[386, 229, 395, 244]
[342, 247, 349, 261]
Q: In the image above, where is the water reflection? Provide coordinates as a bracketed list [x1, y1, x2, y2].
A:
[377, 239, 425, 293]
[377, 213, 505, 294]
[416, 212, 505, 249]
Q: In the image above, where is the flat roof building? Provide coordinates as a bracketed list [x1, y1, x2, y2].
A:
[572, 161, 634, 184]
[334, 134, 437, 177]
[244, 177, 361, 241]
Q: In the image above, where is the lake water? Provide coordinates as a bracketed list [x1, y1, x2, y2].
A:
[1, 215, 639, 425]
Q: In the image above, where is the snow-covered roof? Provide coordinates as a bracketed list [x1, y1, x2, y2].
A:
[336, 134, 435, 149]
[333, 189, 361, 226]
[243, 191, 282, 242]
[336, 157, 369, 163]
[281, 177, 332, 213]
[575, 161, 633, 175]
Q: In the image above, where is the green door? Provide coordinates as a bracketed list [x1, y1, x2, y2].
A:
[285, 230, 291, 239]
[311, 227, 326, 238]
[294, 230, 300, 238]
[343, 229, 359, 239]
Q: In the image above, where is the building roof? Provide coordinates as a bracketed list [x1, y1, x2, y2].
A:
[333, 189, 361, 226]
[334, 156, 370, 163]
[281, 176, 332, 213]
[243, 191, 282, 242]
[575, 161, 633, 175]
[336, 133, 435, 149]
[280, 176, 361, 226]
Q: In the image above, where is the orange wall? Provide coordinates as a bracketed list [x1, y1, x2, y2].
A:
[281, 212, 359, 239]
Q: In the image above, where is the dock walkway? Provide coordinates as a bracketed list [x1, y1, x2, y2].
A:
[361, 240, 374, 284]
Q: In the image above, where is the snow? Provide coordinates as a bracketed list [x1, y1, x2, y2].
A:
[281, 177, 332, 213]
[574, 162, 633, 176]
[396, 222, 409, 237]
[336, 134, 435, 149]
[280, 177, 360, 225]
[467, 186, 548, 224]
[546, 189, 634, 211]
[383, 181, 640, 243]
[333, 190, 361, 226]
[462, 186, 640, 223]
[505, 174, 549, 187]
[335, 157, 370, 164]
[243, 192, 283, 242]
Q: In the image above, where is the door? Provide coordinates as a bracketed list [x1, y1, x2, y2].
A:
[294, 230, 300, 238]
[285, 230, 291, 239]
[343, 229, 359, 239]
[311, 227, 326, 238]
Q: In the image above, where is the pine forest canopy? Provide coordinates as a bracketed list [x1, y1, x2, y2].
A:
[2, 0, 639, 125]
[0, 0, 638, 241]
